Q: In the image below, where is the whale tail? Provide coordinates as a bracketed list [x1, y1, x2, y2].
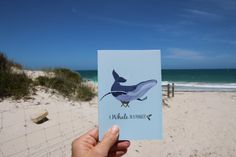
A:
[113, 70, 127, 83]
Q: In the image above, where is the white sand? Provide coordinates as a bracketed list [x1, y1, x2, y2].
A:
[11, 68, 52, 80]
[126, 92, 236, 157]
[0, 87, 98, 157]
[0, 70, 236, 157]
[23, 70, 54, 80]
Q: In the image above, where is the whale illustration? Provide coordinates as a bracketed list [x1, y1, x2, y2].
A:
[100, 70, 157, 107]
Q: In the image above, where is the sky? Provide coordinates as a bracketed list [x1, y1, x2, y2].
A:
[0, 0, 236, 70]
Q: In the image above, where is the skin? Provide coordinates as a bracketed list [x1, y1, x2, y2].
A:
[72, 126, 130, 157]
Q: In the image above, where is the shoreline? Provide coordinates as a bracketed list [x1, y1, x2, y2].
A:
[78, 68, 236, 84]
[83, 79, 236, 92]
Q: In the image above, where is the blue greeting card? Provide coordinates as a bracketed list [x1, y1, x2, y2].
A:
[98, 50, 162, 140]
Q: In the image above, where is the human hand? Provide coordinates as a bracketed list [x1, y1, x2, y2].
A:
[72, 125, 130, 157]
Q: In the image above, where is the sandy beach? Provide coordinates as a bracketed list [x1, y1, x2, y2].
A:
[0, 75, 236, 157]
[127, 92, 236, 157]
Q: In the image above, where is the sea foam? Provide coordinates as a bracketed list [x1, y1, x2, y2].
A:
[162, 82, 236, 92]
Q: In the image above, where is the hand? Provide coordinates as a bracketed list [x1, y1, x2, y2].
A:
[72, 125, 130, 157]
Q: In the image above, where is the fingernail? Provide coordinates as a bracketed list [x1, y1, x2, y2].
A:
[124, 141, 130, 147]
[111, 125, 119, 135]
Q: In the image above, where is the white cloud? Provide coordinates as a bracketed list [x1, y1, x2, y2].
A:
[163, 48, 236, 68]
[95, 16, 149, 27]
[216, 39, 236, 45]
[166, 48, 205, 60]
[201, 0, 236, 11]
[70, 9, 158, 29]
[184, 9, 220, 19]
[203, 35, 236, 45]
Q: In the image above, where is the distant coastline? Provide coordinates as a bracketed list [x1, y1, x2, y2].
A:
[77, 69, 236, 92]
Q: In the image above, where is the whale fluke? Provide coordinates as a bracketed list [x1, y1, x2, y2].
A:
[113, 70, 127, 83]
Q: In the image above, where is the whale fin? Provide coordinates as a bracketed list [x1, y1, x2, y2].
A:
[137, 96, 147, 101]
[100, 90, 127, 101]
[113, 70, 127, 82]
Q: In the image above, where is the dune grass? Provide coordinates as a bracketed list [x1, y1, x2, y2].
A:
[0, 52, 95, 101]
[76, 84, 96, 101]
[53, 68, 82, 84]
[35, 68, 95, 101]
[0, 53, 31, 99]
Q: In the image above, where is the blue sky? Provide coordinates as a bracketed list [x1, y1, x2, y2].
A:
[0, 0, 236, 69]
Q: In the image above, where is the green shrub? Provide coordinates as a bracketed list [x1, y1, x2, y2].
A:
[0, 53, 10, 72]
[0, 52, 31, 99]
[0, 70, 31, 99]
[35, 69, 95, 101]
[48, 77, 75, 97]
[0, 52, 95, 101]
[53, 68, 82, 84]
[35, 71, 77, 97]
[0, 52, 22, 72]
[76, 85, 96, 101]
[35, 76, 51, 86]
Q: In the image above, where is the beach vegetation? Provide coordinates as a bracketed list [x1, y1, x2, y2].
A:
[0, 52, 95, 101]
[35, 76, 75, 97]
[76, 84, 96, 101]
[0, 52, 22, 71]
[53, 68, 82, 84]
[0, 52, 31, 99]
[35, 68, 95, 101]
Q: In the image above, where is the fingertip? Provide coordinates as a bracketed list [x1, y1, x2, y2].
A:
[90, 127, 99, 134]
[110, 125, 120, 135]
[123, 140, 131, 148]
[110, 140, 131, 152]
[109, 149, 128, 157]
[118, 140, 130, 147]
[96, 125, 120, 153]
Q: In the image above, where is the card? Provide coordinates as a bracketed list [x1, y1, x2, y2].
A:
[98, 50, 162, 140]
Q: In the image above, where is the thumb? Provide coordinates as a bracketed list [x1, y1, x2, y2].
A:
[96, 125, 120, 154]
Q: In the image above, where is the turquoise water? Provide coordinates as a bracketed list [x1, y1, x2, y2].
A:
[77, 69, 236, 91]
[162, 69, 236, 83]
[78, 70, 98, 82]
[77, 69, 236, 83]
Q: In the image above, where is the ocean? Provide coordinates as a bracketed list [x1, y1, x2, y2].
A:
[77, 69, 236, 92]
